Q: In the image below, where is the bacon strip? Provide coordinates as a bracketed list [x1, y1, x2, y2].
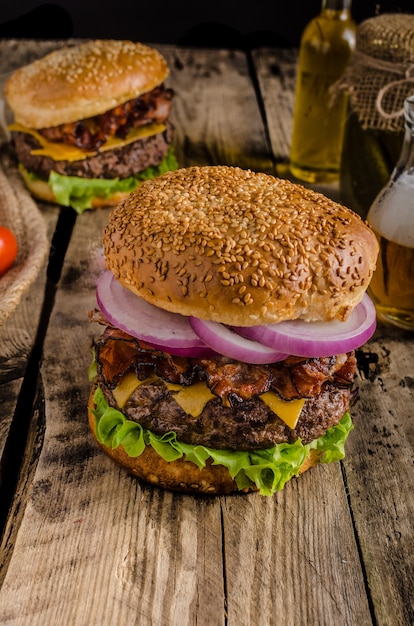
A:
[90, 315, 357, 406]
[40, 85, 174, 151]
[95, 326, 192, 387]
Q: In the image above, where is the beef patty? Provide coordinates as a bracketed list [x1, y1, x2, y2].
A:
[11, 121, 174, 180]
[100, 378, 351, 450]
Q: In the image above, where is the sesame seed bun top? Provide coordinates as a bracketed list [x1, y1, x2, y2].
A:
[5, 40, 169, 129]
[103, 166, 379, 326]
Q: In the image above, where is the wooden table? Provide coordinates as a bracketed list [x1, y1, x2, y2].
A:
[0, 39, 412, 626]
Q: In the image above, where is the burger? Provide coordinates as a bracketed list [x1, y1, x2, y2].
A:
[88, 165, 379, 496]
[4, 40, 178, 214]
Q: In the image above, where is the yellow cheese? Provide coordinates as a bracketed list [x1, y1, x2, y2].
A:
[167, 381, 216, 417]
[259, 392, 305, 430]
[112, 372, 305, 427]
[164, 382, 185, 392]
[8, 122, 166, 162]
[112, 371, 157, 408]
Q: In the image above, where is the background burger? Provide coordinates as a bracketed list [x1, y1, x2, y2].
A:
[88, 165, 379, 496]
[5, 40, 178, 213]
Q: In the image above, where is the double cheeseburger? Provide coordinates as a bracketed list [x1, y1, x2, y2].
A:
[88, 166, 379, 496]
[5, 40, 178, 213]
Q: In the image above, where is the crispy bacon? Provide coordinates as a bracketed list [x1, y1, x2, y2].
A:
[90, 314, 357, 407]
[197, 359, 271, 407]
[268, 353, 355, 400]
[39, 85, 174, 151]
[95, 326, 192, 387]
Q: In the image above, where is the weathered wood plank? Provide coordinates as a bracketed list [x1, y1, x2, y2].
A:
[223, 468, 371, 626]
[164, 46, 274, 173]
[0, 40, 412, 626]
[0, 379, 21, 458]
[0, 149, 59, 577]
[0, 205, 226, 626]
[0, 199, 58, 581]
[345, 324, 414, 626]
[0, 39, 75, 74]
[0, 37, 77, 586]
[254, 47, 414, 626]
[0, 44, 272, 625]
[0, 388, 44, 584]
[251, 47, 297, 166]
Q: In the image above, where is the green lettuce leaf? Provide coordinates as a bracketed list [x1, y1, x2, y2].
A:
[23, 147, 178, 213]
[88, 347, 98, 382]
[309, 410, 353, 463]
[91, 385, 354, 496]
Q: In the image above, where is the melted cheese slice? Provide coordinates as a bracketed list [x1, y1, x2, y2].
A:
[8, 122, 166, 162]
[259, 392, 305, 430]
[112, 371, 158, 408]
[165, 381, 216, 417]
[112, 372, 305, 429]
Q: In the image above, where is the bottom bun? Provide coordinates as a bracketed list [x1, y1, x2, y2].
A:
[20, 169, 131, 208]
[88, 390, 323, 496]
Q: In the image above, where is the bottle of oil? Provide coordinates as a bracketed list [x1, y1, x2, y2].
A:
[289, 0, 356, 184]
[367, 95, 414, 331]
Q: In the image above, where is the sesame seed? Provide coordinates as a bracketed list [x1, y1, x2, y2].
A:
[103, 165, 378, 324]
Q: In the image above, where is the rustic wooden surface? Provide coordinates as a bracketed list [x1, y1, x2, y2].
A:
[0, 40, 412, 626]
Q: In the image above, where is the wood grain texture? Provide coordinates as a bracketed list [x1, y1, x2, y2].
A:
[223, 475, 371, 626]
[0, 379, 22, 458]
[165, 46, 274, 174]
[251, 47, 297, 166]
[0, 40, 412, 626]
[344, 324, 414, 626]
[253, 46, 414, 626]
[0, 182, 58, 578]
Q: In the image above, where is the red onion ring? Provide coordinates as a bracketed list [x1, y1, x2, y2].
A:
[189, 317, 289, 364]
[96, 270, 216, 357]
[232, 293, 377, 357]
[96, 270, 376, 363]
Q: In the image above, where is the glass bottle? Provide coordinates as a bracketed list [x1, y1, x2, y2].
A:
[339, 13, 414, 219]
[367, 95, 414, 331]
[289, 0, 356, 184]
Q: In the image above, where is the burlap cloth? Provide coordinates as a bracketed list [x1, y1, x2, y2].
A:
[0, 67, 49, 332]
[0, 148, 49, 325]
[336, 13, 414, 132]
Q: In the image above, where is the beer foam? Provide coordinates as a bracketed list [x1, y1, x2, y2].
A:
[368, 173, 414, 249]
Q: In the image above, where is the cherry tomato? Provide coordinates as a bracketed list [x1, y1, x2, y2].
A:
[0, 226, 18, 276]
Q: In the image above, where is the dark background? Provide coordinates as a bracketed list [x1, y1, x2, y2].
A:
[0, 1, 413, 48]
